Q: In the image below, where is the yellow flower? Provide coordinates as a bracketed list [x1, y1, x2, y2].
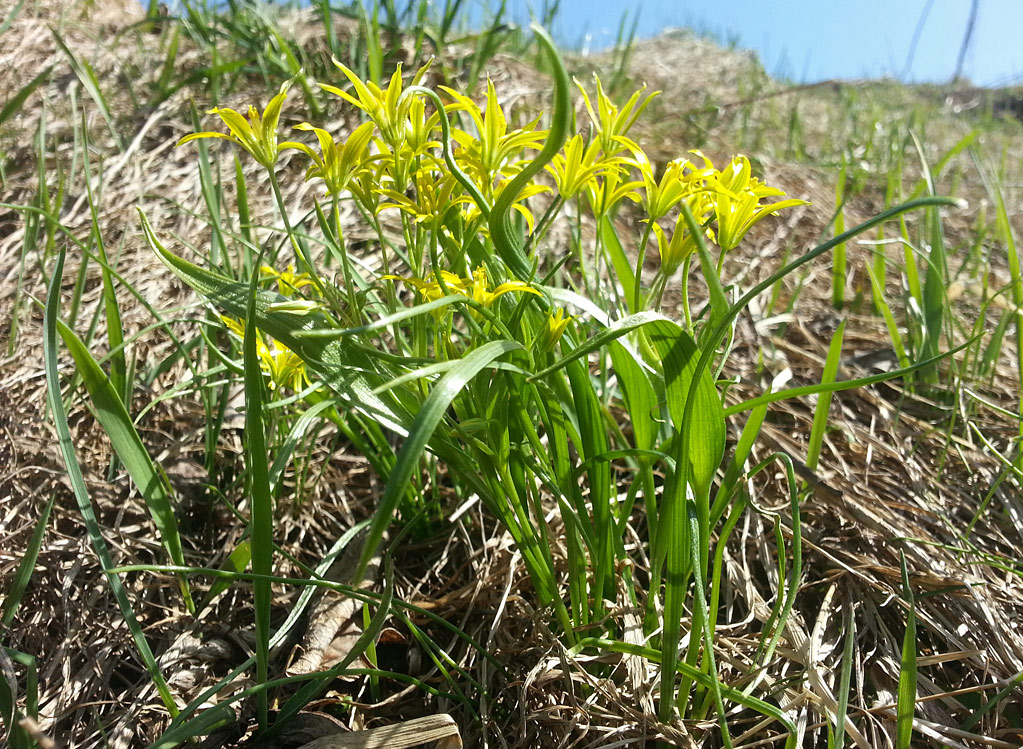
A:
[710, 155, 809, 251]
[259, 263, 314, 296]
[629, 148, 716, 221]
[220, 316, 309, 392]
[538, 307, 573, 351]
[321, 59, 432, 148]
[467, 265, 543, 308]
[440, 78, 547, 189]
[651, 193, 714, 275]
[177, 81, 294, 169]
[546, 134, 620, 199]
[285, 120, 376, 196]
[383, 269, 468, 304]
[376, 167, 474, 228]
[585, 167, 642, 219]
[384, 266, 541, 310]
[575, 74, 659, 156]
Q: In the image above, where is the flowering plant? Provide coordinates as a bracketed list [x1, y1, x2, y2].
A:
[145, 24, 959, 742]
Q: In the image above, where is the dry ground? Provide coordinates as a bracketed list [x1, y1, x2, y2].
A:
[1, 1, 1022, 747]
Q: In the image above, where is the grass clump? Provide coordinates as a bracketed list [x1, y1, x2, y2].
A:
[1, 2, 1022, 748]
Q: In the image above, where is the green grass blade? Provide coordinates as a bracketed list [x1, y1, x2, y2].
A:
[910, 132, 948, 383]
[1, 493, 56, 628]
[489, 23, 570, 280]
[833, 604, 857, 748]
[197, 539, 251, 613]
[355, 339, 523, 580]
[55, 317, 194, 612]
[805, 319, 846, 473]
[0, 66, 52, 128]
[44, 248, 178, 715]
[865, 262, 911, 372]
[896, 552, 918, 748]
[0, 0, 26, 35]
[0, 648, 30, 748]
[81, 112, 127, 403]
[832, 156, 848, 309]
[242, 251, 273, 732]
[722, 336, 975, 417]
[687, 501, 732, 747]
[51, 29, 124, 151]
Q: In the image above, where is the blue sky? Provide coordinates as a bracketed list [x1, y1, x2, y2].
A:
[486, 0, 1023, 86]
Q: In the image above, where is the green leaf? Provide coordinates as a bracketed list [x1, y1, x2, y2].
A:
[896, 552, 918, 749]
[1, 491, 55, 629]
[55, 317, 193, 613]
[645, 319, 725, 499]
[0, 66, 52, 128]
[44, 248, 178, 716]
[355, 339, 523, 581]
[805, 319, 846, 473]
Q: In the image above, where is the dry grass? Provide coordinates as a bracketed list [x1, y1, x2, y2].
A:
[1, 1, 1022, 747]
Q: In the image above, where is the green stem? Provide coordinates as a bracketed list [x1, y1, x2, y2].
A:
[268, 171, 328, 300]
[632, 221, 653, 313]
[331, 192, 360, 321]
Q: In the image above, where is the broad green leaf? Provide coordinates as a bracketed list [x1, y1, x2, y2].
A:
[645, 319, 725, 499]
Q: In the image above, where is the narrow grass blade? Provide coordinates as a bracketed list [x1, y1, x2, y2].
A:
[865, 262, 911, 372]
[896, 552, 918, 748]
[682, 200, 729, 338]
[714, 400, 769, 523]
[44, 249, 178, 715]
[51, 29, 124, 151]
[0, 647, 30, 749]
[198, 539, 251, 613]
[805, 319, 846, 473]
[832, 156, 848, 309]
[910, 132, 948, 383]
[687, 501, 732, 747]
[82, 113, 127, 403]
[833, 604, 857, 748]
[242, 252, 273, 731]
[1, 493, 56, 628]
[722, 336, 975, 417]
[0, 66, 52, 128]
[55, 318, 194, 612]
[355, 339, 522, 581]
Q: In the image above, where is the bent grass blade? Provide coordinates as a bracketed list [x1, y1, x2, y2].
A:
[44, 248, 178, 716]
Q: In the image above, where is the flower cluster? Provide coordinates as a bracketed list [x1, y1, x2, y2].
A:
[177, 62, 807, 344]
